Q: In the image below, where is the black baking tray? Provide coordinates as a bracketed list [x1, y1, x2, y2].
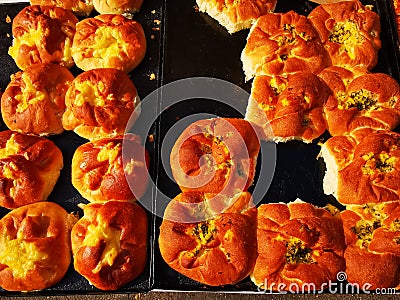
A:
[0, 0, 164, 295]
[152, 0, 400, 292]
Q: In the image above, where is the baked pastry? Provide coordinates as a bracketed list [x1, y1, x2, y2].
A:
[341, 202, 400, 289]
[318, 66, 400, 136]
[245, 72, 330, 143]
[320, 130, 400, 205]
[8, 5, 78, 70]
[308, 0, 381, 70]
[1, 63, 74, 136]
[0, 202, 77, 291]
[71, 200, 148, 290]
[240, 11, 330, 81]
[30, 0, 93, 16]
[0, 130, 63, 209]
[170, 118, 260, 195]
[71, 14, 146, 73]
[62, 68, 139, 140]
[71, 135, 149, 202]
[93, 0, 143, 15]
[251, 200, 346, 291]
[196, 0, 277, 34]
[159, 191, 257, 286]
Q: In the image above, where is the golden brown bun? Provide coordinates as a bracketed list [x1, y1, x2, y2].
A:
[251, 200, 346, 291]
[0, 130, 63, 209]
[8, 5, 78, 70]
[241, 11, 330, 81]
[0, 202, 77, 291]
[308, 0, 381, 70]
[93, 0, 143, 15]
[245, 72, 330, 143]
[159, 191, 257, 286]
[196, 0, 277, 34]
[63, 68, 139, 140]
[1, 63, 74, 136]
[30, 0, 93, 16]
[71, 135, 149, 202]
[71, 201, 148, 290]
[321, 130, 400, 205]
[170, 118, 260, 195]
[71, 14, 146, 73]
[341, 202, 400, 289]
[319, 67, 400, 136]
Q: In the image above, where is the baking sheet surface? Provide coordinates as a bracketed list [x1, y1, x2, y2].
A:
[0, 0, 164, 295]
[152, 0, 400, 292]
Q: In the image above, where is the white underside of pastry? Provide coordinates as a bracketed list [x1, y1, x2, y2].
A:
[319, 144, 338, 197]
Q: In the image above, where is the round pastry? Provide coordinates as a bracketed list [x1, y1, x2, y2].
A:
[159, 191, 257, 286]
[251, 200, 346, 291]
[0, 202, 77, 291]
[71, 135, 149, 202]
[318, 67, 400, 136]
[30, 0, 93, 16]
[71, 200, 148, 290]
[71, 14, 146, 73]
[170, 118, 260, 195]
[0, 130, 63, 209]
[8, 5, 78, 70]
[341, 202, 400, 289]
[308, 0, 381, 70]
[93, 0, 143, 15]
[320, 130, 400, 205]
[245, 72, 330, 143]
[196, 0, 277, 34]
[240, 10, 330, 81]
[1, 63, 74, 136]
[62, 68, 139, 140]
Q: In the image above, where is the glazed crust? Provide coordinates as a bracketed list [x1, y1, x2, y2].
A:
[93, 0, 143, 15]
[8, 5, 78, 70]
[323, 130, 400, 205]
[0, 202, 77, 291]
[196, 0, 277, 34]
[341, 202, 400, 289]
[71, 201, 148, 290]
[245, 72, 330, 143]
[30, 0, 93, 15]
[241, 11, 330, 80]
[251, 201, 346, 291]
[159, 192, 257, 286]
[319, 67, 400, 136]
[62, 68, 139, 140]
[71, 135, 149, 202]
[170, 118, 260, 195]
[0, 130, 63, 209]
[308, 0, 381, 70]
[71, 14, 146, 73]
[1, 63, 74, 136]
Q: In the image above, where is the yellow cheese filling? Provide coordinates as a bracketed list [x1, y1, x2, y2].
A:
[8, 23, 44, 60]
[14, 73, 46, 113]
[362, 152, 396, 175]
[337, 89, 378, 111]
[284, 236, 314, 264]
[0, 134, 21, 159]
[74, 80, 114, 107]
[0, 232, 48, 279]
[97, 142, 121, 163]
[329, 21, 364, 59]
[92, 26, 128, 59]
[83, 215, 121, 273]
